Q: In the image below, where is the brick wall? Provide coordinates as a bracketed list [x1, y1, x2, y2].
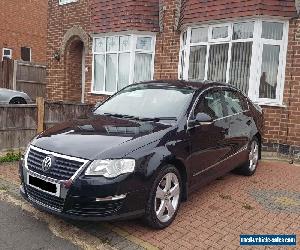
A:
[47, 0, 95, 103]
[91, 0, 159, 33]
[0, 0, 47, 63]
[262, 18, 300, 155]
[154, 0, 181, 79]
[181, 0, 296, 27]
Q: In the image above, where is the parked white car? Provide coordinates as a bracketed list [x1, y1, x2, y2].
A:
[0, 88, 32, 104]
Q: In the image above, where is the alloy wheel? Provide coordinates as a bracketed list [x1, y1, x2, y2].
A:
[154, 172, 180, 223]
[249, 140, 259, 171]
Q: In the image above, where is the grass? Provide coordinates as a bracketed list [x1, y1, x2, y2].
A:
[0, 151, 22, 163]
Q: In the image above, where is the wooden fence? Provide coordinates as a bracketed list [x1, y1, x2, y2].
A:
[0, 99, 93, 152]
[0, 59, 46, 100]
[0, 58, 14, 89]
[0, 104, 37, 152]
[16, 62, 46, 100]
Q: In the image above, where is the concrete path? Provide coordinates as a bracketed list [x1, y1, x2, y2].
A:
[0, 200, 79, 250]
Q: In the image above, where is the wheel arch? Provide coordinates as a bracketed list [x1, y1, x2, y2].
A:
[9, 96, 26, 104]
[133, 145, 189, 202]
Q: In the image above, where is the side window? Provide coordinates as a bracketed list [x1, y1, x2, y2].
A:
[195, 90, 225, 120]
[2, 48, 12, 60]
[224, 90, 247, 115]
[21, 47, 31, 61]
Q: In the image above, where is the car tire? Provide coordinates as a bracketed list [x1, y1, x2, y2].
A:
[144, 164, 182, 229]
[9, 97, 27, 104]
[235, 137, 260, 176]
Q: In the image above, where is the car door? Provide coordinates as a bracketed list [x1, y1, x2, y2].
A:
[223, 89, 253, 167]
[187, 88, 232, 188]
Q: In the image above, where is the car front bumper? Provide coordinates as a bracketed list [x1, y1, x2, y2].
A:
[19, 160, 147, 221]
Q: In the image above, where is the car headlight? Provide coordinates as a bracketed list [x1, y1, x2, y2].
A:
[85, 159, 135, 178]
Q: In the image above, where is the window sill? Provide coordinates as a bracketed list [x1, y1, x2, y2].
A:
[255, 102, 286, 108]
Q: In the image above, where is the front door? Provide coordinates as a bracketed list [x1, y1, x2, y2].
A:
[187, 89, 232, 187]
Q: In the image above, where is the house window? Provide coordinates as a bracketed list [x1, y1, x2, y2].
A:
[21, 47, 31, 61]
[179, 19, 288, 105]
[59, 0, 77, 5]
[92, 34, 155, 94]
[2, 48, 12, 60]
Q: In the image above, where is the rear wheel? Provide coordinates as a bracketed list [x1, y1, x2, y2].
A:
[236, 137, 260, 176]
[9, 97, 27, 104]
[144, 165, 182, 229]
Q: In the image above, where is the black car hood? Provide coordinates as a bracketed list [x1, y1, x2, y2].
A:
[32, 115, 175, 160]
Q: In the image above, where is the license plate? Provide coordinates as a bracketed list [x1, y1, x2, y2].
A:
[27, 173, 60, 197]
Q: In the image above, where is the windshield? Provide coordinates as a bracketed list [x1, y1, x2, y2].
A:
[94, 84, 194, 120]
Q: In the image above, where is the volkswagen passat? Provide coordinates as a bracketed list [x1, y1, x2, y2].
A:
[19, 81, 262, 229]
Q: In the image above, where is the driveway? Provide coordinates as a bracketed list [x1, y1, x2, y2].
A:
[0, 161, 299, 249]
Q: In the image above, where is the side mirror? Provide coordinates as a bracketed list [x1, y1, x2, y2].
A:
[195, 112, 213, 124]
[188, 112, 213, 127]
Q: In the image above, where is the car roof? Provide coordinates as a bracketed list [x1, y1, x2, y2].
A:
[134, 80, 237, 92]
[0, 88, 26, 95]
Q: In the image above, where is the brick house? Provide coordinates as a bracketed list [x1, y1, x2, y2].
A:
[46, 0, 300, 156]
[0, 0, 48, 63]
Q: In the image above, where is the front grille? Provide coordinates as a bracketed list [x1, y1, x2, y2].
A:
[26, 147, 86, 180]
[66, 200, 123, 217]
[26, 185, 64, 211]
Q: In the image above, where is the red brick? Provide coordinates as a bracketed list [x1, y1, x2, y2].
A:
[181, 0, 296, 26]
[0, 0, 47, 63]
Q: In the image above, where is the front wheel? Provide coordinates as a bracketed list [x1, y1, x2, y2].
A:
[144, 165, 182, 229]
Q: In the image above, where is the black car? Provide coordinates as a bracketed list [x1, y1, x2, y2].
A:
[19, 80, 263, 229]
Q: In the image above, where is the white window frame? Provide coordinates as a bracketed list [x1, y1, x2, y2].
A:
[21, 47, 31, 62]
[92, 33, 156, 95]
[59, 0, 77, 5]
[2, 48, 12, 60]
[179, 18, 289, 106]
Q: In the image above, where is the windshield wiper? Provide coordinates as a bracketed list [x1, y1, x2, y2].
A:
[137, 117, 177, 122]
[103, 113, 176, 122]
[103, 113, 135, 119]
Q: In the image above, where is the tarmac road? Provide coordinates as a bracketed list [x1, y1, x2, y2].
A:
[0, 200, 80, 250]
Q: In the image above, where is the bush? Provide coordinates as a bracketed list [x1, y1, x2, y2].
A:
[0, 151, 22, 163]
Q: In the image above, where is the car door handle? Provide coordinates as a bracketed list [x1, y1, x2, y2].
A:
[246, 120, 252, 126]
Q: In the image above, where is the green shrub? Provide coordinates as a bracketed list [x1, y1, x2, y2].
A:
[0, 151, 22, 163]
